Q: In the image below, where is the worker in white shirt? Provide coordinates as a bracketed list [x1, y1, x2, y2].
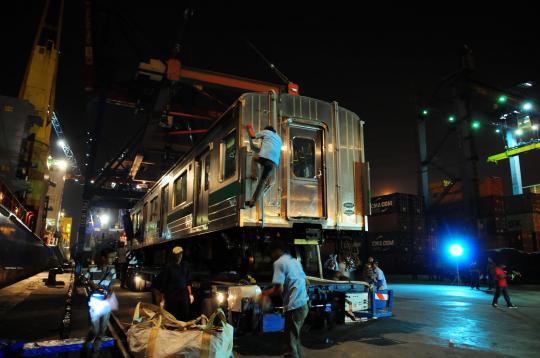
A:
[245, 124, 282, 207]
[261, 239, 309, 358]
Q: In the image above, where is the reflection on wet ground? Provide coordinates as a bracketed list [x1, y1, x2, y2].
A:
[111, 281, 539, 357]
[387, 284, 540, 357]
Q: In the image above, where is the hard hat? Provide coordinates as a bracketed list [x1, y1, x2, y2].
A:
[172, 246, 183, 255]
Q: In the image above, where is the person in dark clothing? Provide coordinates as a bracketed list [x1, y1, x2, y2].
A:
[486, 257, 496, 290]
[152, 246, 194, 321]
[469, 261, 481, 290]
[492, 264, 517, 308]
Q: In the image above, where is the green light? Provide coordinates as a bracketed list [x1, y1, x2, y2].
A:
[471, 120, 481, 130]
[495, 128, 501, 134]
[421, 109, 429, 116]
[448, 115, 456, 122]
[497, 95, 507, 104]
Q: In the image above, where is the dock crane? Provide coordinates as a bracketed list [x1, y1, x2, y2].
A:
[18, 0, 64, 235]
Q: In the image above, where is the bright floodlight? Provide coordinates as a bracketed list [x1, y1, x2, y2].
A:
[57, 139, 66, 148]
[449, 244, 463, 257]
[521, 102, 533, 111]
[515, 128, 524, 136]
[100, 213, 110, 225]
[56, 160, 68, 171]
[532, 124, 539, 130]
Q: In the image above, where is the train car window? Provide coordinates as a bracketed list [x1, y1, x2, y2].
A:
[150, 197, 158, 221]
[292, 137, 316, 178]
[221, 130, 236, 180]
[142, 203, 148, 227]
[204, 154, 210, 190]
[161, 184, 169, 216]
[0, 205, 10, 217]
[174, 172, 188, 206]
[132, 212, 138, 233]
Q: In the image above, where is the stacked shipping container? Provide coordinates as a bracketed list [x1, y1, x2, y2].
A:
[505, 193, 540, 252]
[368, 179, 540, 274]
[368, 193, 426, 273]
[430, 177, 509, 249]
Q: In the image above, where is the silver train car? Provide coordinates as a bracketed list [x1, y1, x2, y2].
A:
[130, 92, 369, 271]
[0, 204, 52, 288]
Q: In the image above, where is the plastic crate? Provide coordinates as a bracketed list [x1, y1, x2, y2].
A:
[262, 313, 285, 333]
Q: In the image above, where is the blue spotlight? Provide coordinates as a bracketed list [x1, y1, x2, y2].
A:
[449, 244, 463, 257]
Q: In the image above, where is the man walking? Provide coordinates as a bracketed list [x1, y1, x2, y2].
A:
[492, 263, 517, 308]
[469, 260, 481, 290]
[245, 124, 282, 207]
[116, 242, 130, 288]
[152, 246, 194, 321]
[261, 239, 309, 358]
[84, 249, 117, 358]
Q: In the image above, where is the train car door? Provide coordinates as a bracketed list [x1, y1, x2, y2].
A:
[288, 125, 325, 218]
[195, 150, 210, 226]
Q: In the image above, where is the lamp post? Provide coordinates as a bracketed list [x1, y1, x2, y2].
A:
[449, 244, 464, 285]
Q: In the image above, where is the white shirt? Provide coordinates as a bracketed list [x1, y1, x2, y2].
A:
[85, 265, 117, 291]
[272, 254, 309, 311]
[255, 130, 282, 165]
[338, 262, 351, 278]
[374, 267, 388, 291]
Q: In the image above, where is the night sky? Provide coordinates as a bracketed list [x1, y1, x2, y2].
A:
[2, 2, 540, 230]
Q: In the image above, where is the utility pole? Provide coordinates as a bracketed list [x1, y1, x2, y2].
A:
[453, 46, 480, 239]
[417, 113, 429, 210]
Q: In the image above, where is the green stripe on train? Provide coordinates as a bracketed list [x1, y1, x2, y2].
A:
[209, 181, 241, 206]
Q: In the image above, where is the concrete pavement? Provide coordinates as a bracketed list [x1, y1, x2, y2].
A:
[235, 284, 539, 357]
[2, 273, 539, 357]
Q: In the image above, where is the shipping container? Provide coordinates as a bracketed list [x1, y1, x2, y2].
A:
[506, 231, 540, 252]
[370, 193, 410, 215]
[504, 193, 540, 214]
[409, 196, 424, 215]
[506, 213, 540, 232]
[478, 196, 505, 218]
[367, 232, 415, 252]
[478, 216, 506, 235]
[478, 177, 504, 197]
[368, 213, 425, 234]
[484, 234, 510, 250]
[521, 232, 539, 253]
[429, 177, 504, 205]
[429, 181, 463, 204]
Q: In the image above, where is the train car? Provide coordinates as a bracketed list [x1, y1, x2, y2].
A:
[129, 92, 369, 278]
[0, 204, 52, 288]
